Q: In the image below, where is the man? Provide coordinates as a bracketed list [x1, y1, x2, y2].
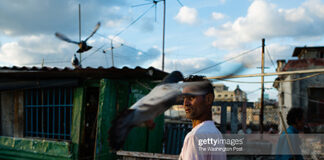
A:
[179, 76, 227, 160]
[275, 107, 305, 160]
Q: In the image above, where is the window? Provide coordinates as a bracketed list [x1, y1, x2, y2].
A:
[24, 87, 74, 140]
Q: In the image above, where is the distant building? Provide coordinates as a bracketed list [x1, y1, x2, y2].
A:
[212, 84, 249, 124]
[273, 46, 324, 132]
[254, 98, 279, 125]
[213, 84, 247, 102]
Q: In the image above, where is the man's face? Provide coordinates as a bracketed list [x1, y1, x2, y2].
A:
[182, 87, 210, 120]
[296, 116, 305, 131]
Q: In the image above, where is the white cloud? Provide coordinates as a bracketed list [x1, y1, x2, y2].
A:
[0, 0, 127, 36]
[0, 33, 160, 68]
[105, 20, 123, 28]
[205, 0, 324, 50]
[174, 6, 198, 25]
[108, 35, 125, 44]
[212, 12, 225, 20]
[223, 44, 294, 68]
[0, 35, 73, 66]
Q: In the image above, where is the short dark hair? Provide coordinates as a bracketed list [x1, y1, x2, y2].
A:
[286, 107, 304, 125]
[184, 75, 214, 99]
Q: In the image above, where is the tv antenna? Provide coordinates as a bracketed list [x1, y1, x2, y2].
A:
[132, 0, 183, 71]
[55, 4, 100, 67]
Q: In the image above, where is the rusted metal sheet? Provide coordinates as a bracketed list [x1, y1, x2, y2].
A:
[283, 59, 324, 71]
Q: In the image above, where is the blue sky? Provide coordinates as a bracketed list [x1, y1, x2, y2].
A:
[1, 0, 324, 101]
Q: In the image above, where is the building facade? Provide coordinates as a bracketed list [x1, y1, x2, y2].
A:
[273, 46, 324, 132]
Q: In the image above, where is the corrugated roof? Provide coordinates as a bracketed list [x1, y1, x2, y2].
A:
[292, 46, 324, 57]
[283, 59, 324, 71]
[0, 66, 168, 80]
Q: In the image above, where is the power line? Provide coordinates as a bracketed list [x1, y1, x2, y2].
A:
[190, 46, 261, 75]
[246, 88, 262, 95]
[207, 68, 324, 79]
[104, 52, 109, 67]
[81, 44, 106, 62]
[113, 4, 154, 39]
[265, 46, 276, 70]
[215, 72, 322, 84]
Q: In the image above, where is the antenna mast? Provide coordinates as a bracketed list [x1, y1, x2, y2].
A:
[162, 0, 166, 71]
[79, 4, 82, 66]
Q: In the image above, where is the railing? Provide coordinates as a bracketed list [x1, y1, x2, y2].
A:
[24, 87, 73, 140]
[163, 120, 192, 155]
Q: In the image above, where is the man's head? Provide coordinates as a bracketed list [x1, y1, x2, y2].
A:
[182, 75, 214, 120]
[287, 107, 304, 131]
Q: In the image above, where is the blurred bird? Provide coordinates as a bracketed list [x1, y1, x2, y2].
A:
[108, 71, 212, 151]
[71, 54, 81, 68]
[55, 22, 101, 53]
[108, 71, 185, 151]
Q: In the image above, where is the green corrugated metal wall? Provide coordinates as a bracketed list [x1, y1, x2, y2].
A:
[95, 79, 164, 159]
[0, 78, 164, 160]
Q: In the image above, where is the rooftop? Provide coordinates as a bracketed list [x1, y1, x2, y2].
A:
[0, 66, 167, 80]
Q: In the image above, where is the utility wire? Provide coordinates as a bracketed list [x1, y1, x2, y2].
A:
[282, 90, 324, 105]
[265, 46, 276, 71]
[246, 88, 262, 95]
[190, 46, 261, 75]
[81, 44, 106, 62]
[113, 4, 154, 39]
[215, 72, 322, 84]
[104, 52, 109, 67]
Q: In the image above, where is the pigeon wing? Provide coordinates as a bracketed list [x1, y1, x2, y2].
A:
[84, 22, 101, 42]
[55, 32, 79, 44]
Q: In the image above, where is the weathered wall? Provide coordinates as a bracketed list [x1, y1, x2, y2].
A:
[279, 72, 324, 131]
[292, 73, 324, 121]
[1, 91, 14, 136]
[95, 79, 164, 160]
[0, 90, 24, 137]
[0, 136, 72, 160]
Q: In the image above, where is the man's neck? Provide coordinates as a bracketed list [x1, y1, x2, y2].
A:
[192, 118, 212, 128]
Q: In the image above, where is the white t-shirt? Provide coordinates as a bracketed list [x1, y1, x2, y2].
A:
[179, 121, 227, 160]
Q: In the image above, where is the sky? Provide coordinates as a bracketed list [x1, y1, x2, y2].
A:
[1, 0, 324, 101]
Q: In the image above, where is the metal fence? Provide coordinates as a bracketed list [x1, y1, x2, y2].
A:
[24, 87, 74, 140]
[163, 120, 192, 155]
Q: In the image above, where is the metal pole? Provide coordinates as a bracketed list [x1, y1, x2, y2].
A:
[111, 39, 114, 67]
[162, 0, 166, 71]
[79, 4, 82, 66]
[260, 38, 265, 134]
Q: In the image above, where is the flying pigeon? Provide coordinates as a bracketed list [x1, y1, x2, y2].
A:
[55, 22, 101, 53]
[108, 71, 188, 151]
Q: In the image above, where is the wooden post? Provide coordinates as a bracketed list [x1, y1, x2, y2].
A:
[260, 38, 265, 133]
